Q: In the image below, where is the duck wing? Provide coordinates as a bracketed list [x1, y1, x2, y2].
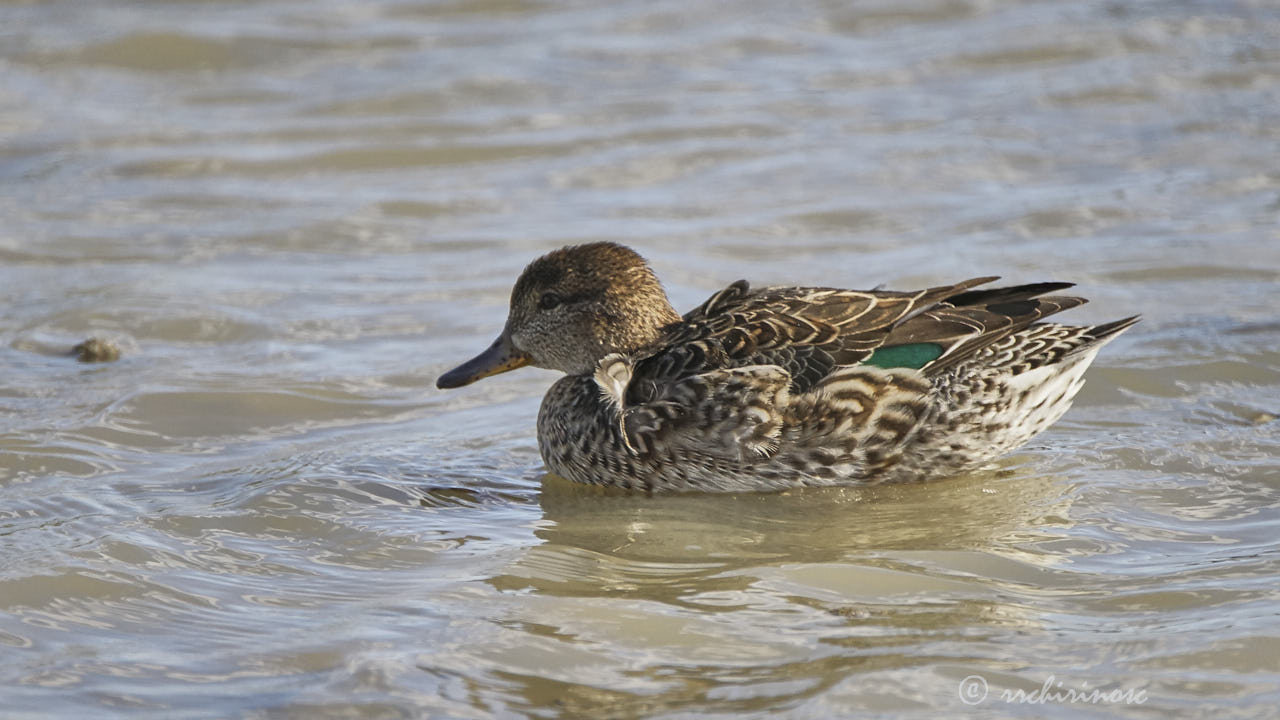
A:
[629, 276, 999, 397]
[870, 282, 1098, 375]
[606, 276, 997, 462]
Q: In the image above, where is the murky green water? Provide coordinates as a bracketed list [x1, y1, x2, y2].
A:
[3, 0, 1279, 717]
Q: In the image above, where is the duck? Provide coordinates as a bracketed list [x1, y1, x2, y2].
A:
[437, 242, 1137, 492]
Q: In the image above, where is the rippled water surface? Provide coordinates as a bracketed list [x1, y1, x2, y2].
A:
[3, 0, 1279, 717]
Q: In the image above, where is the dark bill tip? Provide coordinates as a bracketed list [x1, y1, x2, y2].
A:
[436, 335, 531, 389]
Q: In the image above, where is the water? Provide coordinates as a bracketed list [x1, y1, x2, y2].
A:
[2, 0, 1279, 717]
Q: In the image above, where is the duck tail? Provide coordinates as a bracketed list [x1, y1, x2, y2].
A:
[1066, 315, 1142, 357]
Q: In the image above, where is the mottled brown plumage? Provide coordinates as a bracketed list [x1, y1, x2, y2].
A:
[437, 242, 1138, 492]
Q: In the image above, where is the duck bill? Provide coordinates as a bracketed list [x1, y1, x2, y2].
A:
[437, 334, 532, 389]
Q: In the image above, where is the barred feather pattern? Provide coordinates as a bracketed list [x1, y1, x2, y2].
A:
[539, 368, 926, 492]
[539, 321, 1130, 491]
[637, 278, 996, 395]
[532, 270, 1138, 491]
[877, 323, 1125, 483]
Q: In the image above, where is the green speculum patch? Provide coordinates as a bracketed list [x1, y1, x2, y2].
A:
[863, 343, 944, 370]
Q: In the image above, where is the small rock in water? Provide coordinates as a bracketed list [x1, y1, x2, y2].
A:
[73, 337, 121, 363]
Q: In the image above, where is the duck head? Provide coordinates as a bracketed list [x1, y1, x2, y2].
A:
[436, 242, 681, 388]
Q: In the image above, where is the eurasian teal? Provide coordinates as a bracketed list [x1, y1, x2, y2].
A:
[438, 242, 1137, 492]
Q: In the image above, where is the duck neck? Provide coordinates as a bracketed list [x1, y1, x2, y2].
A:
[606, 296, 682, 356]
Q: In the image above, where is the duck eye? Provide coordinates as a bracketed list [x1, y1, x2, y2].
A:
[538, 292, 563, 310]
